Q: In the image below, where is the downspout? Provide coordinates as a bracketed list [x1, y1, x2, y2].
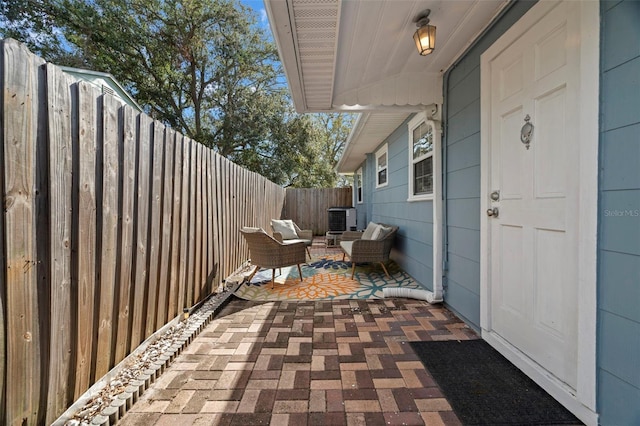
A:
[438, 68, 453, 302]
[427, 101, 445, 303]
[431, 2, 517, 303]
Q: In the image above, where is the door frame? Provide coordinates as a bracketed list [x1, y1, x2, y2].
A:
[479, 1, 599, 425]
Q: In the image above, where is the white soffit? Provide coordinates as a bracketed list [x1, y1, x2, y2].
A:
[266, 0, 509, 112]
[266, 0, 341, 112]
[336, 112, 411, 173]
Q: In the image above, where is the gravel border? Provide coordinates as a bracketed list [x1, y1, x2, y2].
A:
[53, 277, 243, 426]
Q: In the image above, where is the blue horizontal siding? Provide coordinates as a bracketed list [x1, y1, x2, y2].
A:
[599, 311, 640, 390]
[601, 56, 640, 132]
[598, 1, 640, 424]
[442, 282, 481, 332]
[446, 198, 481, 230]
[447, 166, 481, 201]
[446, 253, 480, 296]
[599, 250, 640, 324]
[598, 369, 640, 425]
[447, 227, 480, 264]
[446, 99, 482, 144]
[442, 0, 536, 331]
[601, 0, 640, 72]
[599, 190, 640, 256]
[447, 133, 481, 173]
[355, 115, 435, 291]
[600, 123, 640, 191]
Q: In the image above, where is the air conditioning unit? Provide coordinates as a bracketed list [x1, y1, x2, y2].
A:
[327, 207, 357, 233]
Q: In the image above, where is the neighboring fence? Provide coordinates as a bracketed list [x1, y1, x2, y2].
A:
[0, 39, 286, 424]
[283, 187, 353, 235]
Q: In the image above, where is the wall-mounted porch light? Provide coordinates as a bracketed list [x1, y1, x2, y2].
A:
[413, 9, 436, 56]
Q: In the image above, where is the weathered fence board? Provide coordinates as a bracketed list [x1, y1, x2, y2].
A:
[0, 39, 288, 423]
[193, 143, 203, 302]
[94, 93, 121, 381]
[130, 114, 151, 348]
[146, 121, 165, 337]
[168, 133, 183, 320]
[73, 81, 100, 398]
[2, 39, 46, 426]
[283, 187, 353, 235]
[203, 146, 211, 293]
[115, 105, 138, 364]
[213, 153, 223, 290]
[207, 150, 216, 289]
[224, 158, 232, 276]
[45, 63, 74, 424]
[187, 142, 194, 304]
[156, 128, 175, 328]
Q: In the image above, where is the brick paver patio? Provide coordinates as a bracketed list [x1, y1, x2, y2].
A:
[118, 240, 478, 425]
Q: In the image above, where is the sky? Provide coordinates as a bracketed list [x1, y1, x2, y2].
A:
[239, 0, 271, 30]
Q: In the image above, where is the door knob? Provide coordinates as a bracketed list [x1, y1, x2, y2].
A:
[486, 207, 499, 217]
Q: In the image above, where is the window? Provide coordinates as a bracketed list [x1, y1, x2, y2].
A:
[376, 144, 388, 188]
[355, 168, 363, 203]
[408, 114, 438, 201]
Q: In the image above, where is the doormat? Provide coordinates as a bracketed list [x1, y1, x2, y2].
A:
[409, 339, 582, 425]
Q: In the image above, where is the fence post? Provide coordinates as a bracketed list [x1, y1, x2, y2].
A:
[1, 39, 47, 425]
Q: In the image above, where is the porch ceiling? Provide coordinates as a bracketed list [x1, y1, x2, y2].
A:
[337, 111, 411, 173]
[265, 0, 509, 173]
[265, 0, 508, 113]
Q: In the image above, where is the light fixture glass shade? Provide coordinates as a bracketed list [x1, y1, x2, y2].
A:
[413, 24, 436, 56]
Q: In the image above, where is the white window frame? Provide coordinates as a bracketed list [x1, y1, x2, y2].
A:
[355, 167, 363, 204]
[407, 112, 439, 202]
[405, 111, 443, 307]
[375, 144, 389, 188]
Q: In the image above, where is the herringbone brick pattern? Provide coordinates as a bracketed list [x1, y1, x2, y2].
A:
[119, 296, 477, 425]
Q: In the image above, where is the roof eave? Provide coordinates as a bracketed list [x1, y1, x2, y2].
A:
[265, 0, 307, 112]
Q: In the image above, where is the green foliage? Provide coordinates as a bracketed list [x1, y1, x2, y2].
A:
[0, 0, 66, 59]
[287, 113, 356, 188]
[1, 0, 355, 188]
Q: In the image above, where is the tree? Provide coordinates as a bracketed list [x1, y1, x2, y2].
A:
[0, 0, 67, 60]
[286, 113, 355, 188]
[0, 0, 355, 187]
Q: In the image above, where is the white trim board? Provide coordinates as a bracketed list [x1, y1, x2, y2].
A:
[479, 1, 599, 425]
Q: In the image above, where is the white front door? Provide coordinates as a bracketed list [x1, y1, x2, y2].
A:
[488, 2, 580, 388]
[480, 1, 599, 424]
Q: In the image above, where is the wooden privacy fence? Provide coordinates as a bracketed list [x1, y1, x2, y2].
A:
[283, 187, 353, 235]
[0, 39, 285, 425]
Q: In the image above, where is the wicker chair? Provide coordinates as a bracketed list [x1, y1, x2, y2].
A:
[340, 224, 398, 279]
[240, 228, 306, 289]
[271, 220, 313, 258]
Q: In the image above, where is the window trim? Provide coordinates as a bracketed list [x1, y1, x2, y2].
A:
[407, 113, 439, 202]
[355, 167, 363, 204]
[375, 144, 389, 188]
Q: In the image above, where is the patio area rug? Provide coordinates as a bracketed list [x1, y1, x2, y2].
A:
[409, 339, 582, 425]
[234, 254, 423, 301]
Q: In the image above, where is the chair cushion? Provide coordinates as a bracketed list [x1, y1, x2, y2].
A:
[372, 225, 393, 240]
[340, 240, 353, 256]
[283, 238, 312, 247]
[271, 219, 299, 239]
[361, 222, 379, 240]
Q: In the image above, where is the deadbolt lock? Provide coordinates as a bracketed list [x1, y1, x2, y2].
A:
[490, 190, 500, 201]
